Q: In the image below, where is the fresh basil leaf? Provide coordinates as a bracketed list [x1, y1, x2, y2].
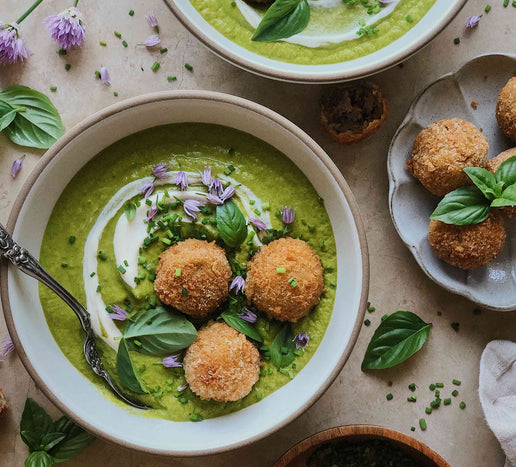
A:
[116, 338, 146, 394]
[123, 307, 197, 356]
[220, 310, 263, 342]
[216, 200, 248, 248]
[0, 85, 64, 149]
[24, 450, 54, 467]
[21, 430, 41, 452]
[252, 0, 310, 42]
[361, 311, 431, 370]
[430, 186, 491, 225]
[0, 108, 17, 132]
[40, 433, 66, 452]
[124, 202, 137, 221]
[271, 324, 297, 369]
[491, 182, 516, 207]
[49, 427, 94, 463]
[52, 417, 73, 436]
[20, 398, 54, 443]
[495, 155, 516, 188]
[464, 167, 498, 200]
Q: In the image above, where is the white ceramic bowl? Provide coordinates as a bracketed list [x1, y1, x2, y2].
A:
[1, 91, 369, 456]
[164, 0, 467, 84]
[389, 53, 516, 311]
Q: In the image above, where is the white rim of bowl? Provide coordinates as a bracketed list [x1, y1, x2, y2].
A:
[0, 90, 370, 456]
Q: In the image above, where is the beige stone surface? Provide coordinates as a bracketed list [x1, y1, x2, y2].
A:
[0, 1, 515, 466]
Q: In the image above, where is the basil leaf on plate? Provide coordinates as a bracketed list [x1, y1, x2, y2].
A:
[20, 398, 54, 443]
[494, 155, 516, 188]
[491, 182, 516, 208]
[220, 310, 263, 342]
[24, 450, 54, 467]
[463, 167, 499, 200]
[430, 186, 491, 225]
[49, 423, 95, 463]
[123, 307, 197, 356]
[0, 85, 64, 149]
[361, 311, 431, 370]
[271, 323, 297, 369]
[216, 200, 248, 248]
[124, 202, 137, 221]
[252, 0, 310, 42]
[116, 338, 146, 393]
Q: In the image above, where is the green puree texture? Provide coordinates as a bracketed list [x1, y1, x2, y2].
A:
[189, 0, 436, 65]
[39, 123, 337, 422]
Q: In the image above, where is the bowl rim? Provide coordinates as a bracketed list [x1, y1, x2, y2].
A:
[163, 0, 468, 84]
[273, 424, 451, 467]
[387, 52, 516, 312]
[0, 90, 370, 457]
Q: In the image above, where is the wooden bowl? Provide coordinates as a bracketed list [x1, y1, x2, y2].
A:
[274, 425, 450, 467]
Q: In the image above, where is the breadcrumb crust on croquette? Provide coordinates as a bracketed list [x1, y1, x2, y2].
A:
[487, 148, 516, 218]
[428, 212, 506, 270]
[183, 322, 260, 402]
[407, 118, 489, 196]
[496, 77, 516, 142]
[154, 239, 232, 318]
[245, 237, 324, 322]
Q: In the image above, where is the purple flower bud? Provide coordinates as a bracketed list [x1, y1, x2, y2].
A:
[293, 332, 309, 350]
[281, 206, 296, 225]
[206, 193, 223, 205]
[209, 178, 223, 196]
[250, 218, 267, 231]
[44, 7, 85, 50]
[200, 166, 212, 187]
[146, 206, 157, 222]
[229, 276, 245, 294]
[0, 337, 14, 359]
[239, 308, 257, 324]
[152, 162, 169, 179]
[220, 185, 235, 202]
[163, 355, 182, 368]
[108, 305, 127, 321]
[146, 12, 159, 28]
[100, 66, 110, 85]
[175, 171, 188, 191]
[466, 15, 481, 28]
[183, 199, 203, 219]
[144, 34, 160, 47]
[139, 180, 154, 198]
[11, 156, 24, 178]
[0, 23, 30, 64]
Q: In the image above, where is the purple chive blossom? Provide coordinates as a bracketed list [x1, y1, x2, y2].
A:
[250, 218, 267, 231]
[466, 15, 481, 29]
[220, 185, 235, 202]
[239, 308, 257, 324]
[0, 338, 14, 359]
[146, 206, 158, 222]
[108, 305, 127, 321]
[163, 355, 182, 368]
[206, 193, 223, 205]
[100, 66, 110, 85]
[200, 166, 212, 187]
[230, 276, 245, 294]
[281, 206, 296, 225]
[139, 180, 155, 198]
[209, 178, 223, 196]
[0, 23, 30, 64]
[11, 156, 24, 178]
[152, 162, 169, 179]
[175, 171, 188, 191]
[183, 199, 203, 219]
[44, 7, 85, 50]
[293, 332, 309, 350]
[177, 383, 188, 392]
[144, 34, 160, 47]
[146, 12, 159, 28]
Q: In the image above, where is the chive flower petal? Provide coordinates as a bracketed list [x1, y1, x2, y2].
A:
[183, 199, 203, 219]
[199, 166, 212, 187]
[220, 185, 235, 202]
[175, 171, 188, 191]
[230, 275, 245, 294]
[293, 332, 309, 350]
[108, 305, 127, 321]
[44, 7, 86, 50]
[100, 66, 110, 85]
[10, 156, 24, 178]
[163, 354, 182, 368]
[0, 23, 30, 64]
[146, 12, 159, 28]
[250, 218, 267, 231]
[281, 206, 296, 225]
[239, 308, 257, 323]
[466, 15, 481, 28]
[209, 178, 223, 196]
[0, 337, 14, 359]
[144, 34, 160, 47]
[152, 162, 169, 179]
[146, 206, 158, 222]
[206, 193, 223, 205]
[139, 180, 155, 198]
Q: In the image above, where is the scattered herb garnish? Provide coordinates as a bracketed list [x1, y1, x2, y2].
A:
[252, 0, 310, 42]
[271, 323, 297, 369]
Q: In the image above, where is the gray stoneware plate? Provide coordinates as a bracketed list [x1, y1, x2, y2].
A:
[388, 53, 516, 312]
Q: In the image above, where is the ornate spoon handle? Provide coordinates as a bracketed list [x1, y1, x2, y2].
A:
[0, 223, 148, 409]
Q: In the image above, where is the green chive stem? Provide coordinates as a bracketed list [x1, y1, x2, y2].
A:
[17, 0, 44, 24]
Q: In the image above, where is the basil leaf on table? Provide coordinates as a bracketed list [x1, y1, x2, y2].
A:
[361, 311, 431, 370]
[0, 85, 64, 149]
[216, 200, 248, 248]
[271, 323, 297, 369]
[220, 310, 263, 342]
[123, 307, 197, 355]
[24, 450, 54, 467]
[494, 155, 516, 188]
[20, 430, 42, 452]
[463, 167, 499, 200]
[0, 108, 18, 132]
[116, 338, 147, 394]
[491, 182, 516, 208]
[20, 398, 54, 444]
[252, 0, 310, 42]
[40, 432, 66, 452]
[49, 426, 95, 463]
[430, 186, 491, 225]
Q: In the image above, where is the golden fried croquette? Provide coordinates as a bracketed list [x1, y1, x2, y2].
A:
[154, 239, 232, 318]
[428, 211, 506, 269]
[487, 148, 516, 218]
[407, 118, 489, 196]
[183, 321, 260, 402]
[321, 83, 388, 145]
[245, 237, 324, 322]
[496, 77, 516, 142]
[0, 388, 7, 418]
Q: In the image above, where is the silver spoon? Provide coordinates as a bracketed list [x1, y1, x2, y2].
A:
[0, 223, 149, 410]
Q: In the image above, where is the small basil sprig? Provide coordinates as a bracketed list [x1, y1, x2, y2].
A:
[220, 310, 263, 342]
[20, 398, 94, 467]
[430, 156, 516, 225]
[216, 200, 248, 248]
[361, 311, 431, 370]
[116, 338, 147, 394]
[271, 323, 297, 369]
[0, 85, 64, 149]
[124, 202, 137, 221]
[252, 0, 310, 42]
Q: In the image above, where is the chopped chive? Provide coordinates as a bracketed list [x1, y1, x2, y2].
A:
[261, 202, 270, 211]
[160, 48, 168, 54]
[452, 390, 459, 397]
[90, 272, 96, 278]
[485, 4, 492, 12]
[419, 418, 427, 430]
[50, 86, 57, 92]
[503, 0, 509, 6]
[68, 236, 76, 244]
[454, 37, 460, 45]
[118, 265, 126, 274]
[256, 392, 263, 400]
[129, 9, 134, 15]
[452, 379, 461, 386]
[167, 76, 177, 82]
[184, 63, 193, 71]
[408, 383, 416, 392]
[436, 382, 444, 388]
[429, 384, 436, 391]
[123, 260, 129, 267]
[451, 322, 460, 332]
[122, 40, 128, 47]
[61, 262, 68, 268]
[444, 398, 451, 406]
[114, 31, 122, 38]
[96, 285, 102, 293]
[410, 426, 416, 432]
[175, 268, 181, 277]
[276, 267, 286, 273]
[425, 407, 432, 414]
[288, 277, 298, 287]
[405, 14, 413, 22]
[386, 393, 393, 401]
[151, 62, 160, 72]
[388, 381, 393, 387]
[181, 288, 188, 297]
[459, 401, 466, 409]
[189, 413, 203, 421]
[253, 208, 261, 216]
[381, 314, 388, 321]
[364, 319, 371, 326]
[99, 41, 107, 46]
[95, 70, 101, 79]
[58, 49, 67, 55]
[407, 395, 417, 402]
[435, 390, 440, 398]
[113, 92, 118, 97]
[65, 63, 71, 71]
[161, 237, 172, 245]
[98, 251, 108, 260]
